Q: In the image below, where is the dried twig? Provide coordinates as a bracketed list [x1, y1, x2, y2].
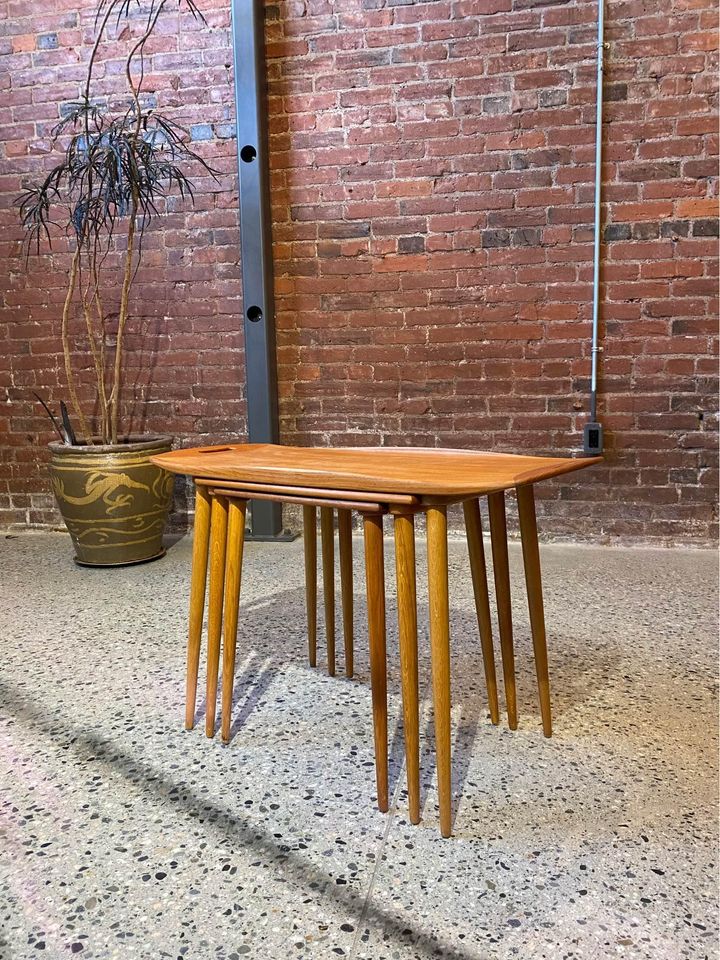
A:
[17, 0, 214, 444]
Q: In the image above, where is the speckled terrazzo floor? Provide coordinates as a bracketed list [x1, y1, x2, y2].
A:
[0, 530, 717, 960]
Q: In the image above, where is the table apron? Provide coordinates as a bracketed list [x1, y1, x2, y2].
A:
[209, 486, 385, 513]
[195, 476, 418, 505]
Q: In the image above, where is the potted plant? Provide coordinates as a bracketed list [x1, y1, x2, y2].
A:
[18, 0, 212, 566]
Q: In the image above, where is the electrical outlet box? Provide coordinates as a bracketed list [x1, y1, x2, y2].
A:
[583, 421, 604, 455]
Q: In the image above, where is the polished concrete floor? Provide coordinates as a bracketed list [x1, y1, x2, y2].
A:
[0, 530, 717, 960]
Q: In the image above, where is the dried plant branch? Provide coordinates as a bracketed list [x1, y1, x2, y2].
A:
[79, 255, 109, 439]
[33, 392, 66, 443]
[61, 248, 92, 442]
[109, 195, 137, 443]
[17, 0, 213, 444]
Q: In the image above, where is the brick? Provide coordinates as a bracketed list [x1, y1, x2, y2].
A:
[604, 223, 632, 242]
[660, 219, 691, 238]
[619, 161, 682, 182]
[37, 33, 58, 50]
[692, 218, 720, 237]
[190, 123, 214, 141]
[611, 201, 675, 222]
[632, 222, 660, 241]
[481, 229, 511, 248]
[604, 82, 628, 102]
[677, 197, 719, 218]
[539, 89, 567, 108]
[397, 235, 425, 254]
[482, 95, 513, 115]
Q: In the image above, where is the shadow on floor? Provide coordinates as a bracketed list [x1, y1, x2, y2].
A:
[0, 677, 481, 960]
[170, 564, 613, 840]
[179, 580, 619, 839]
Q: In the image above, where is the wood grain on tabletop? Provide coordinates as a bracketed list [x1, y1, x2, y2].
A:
[151, 444, 602, 496]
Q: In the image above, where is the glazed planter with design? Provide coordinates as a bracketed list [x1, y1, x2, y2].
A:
[48, 435, 174, 567]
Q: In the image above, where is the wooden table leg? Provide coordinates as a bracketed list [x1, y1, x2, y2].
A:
[221, 499, 247, 743]
[320, 506, 336, 677]
[303, 505, 317, 668]
[186, 484, 211, 730]
[463, 499, 500, 726]
[338, 509, 354, 679]
[393, 511, 420, 825]
[427, 505, 452, 838]
[517, 484, 552, 738]
[362, 512, 388, 813]
[205, 494, 229, 738]
[488, 491, 518, 731]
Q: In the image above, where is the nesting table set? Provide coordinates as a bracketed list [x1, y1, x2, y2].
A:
[152, 443, 600, 837]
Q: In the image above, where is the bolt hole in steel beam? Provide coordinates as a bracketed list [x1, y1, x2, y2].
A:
[246, 305, 263, 323]
[240, 144, 257, 163]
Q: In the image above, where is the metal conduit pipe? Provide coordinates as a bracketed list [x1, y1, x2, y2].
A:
[584, 0, 606, 456]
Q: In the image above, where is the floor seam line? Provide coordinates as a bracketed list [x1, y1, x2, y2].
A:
[347, 757, 404, 960]
[347, 808, 396, 960]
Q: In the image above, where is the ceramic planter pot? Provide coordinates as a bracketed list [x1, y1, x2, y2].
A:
[48, 435, 174, 566]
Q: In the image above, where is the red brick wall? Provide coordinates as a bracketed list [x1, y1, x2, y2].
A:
[1, 0, 718, 543]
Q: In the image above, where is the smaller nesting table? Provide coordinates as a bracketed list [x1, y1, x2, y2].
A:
[152, 444, 601, 836]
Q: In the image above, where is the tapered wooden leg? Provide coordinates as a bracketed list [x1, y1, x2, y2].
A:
[320, 507, 336, 677]
[488, 491, 518, 731]
[303, 505, 318, 668]
[517, 484, 552, 738]
[221, 499, 247, 743]
[206, 494, 229, 738]
[363, 512, 388, 813]
[186, 484, 212, 730]
[393, 512, 420, 825]
[463, 499, 500, 726]
[338, 509, 354, 678]
[427, 505, 452, 838]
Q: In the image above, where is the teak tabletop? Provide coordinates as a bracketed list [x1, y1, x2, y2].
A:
[151, 443, 601, 500]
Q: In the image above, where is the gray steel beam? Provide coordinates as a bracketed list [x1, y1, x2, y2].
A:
[231, 0, 283, 538]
